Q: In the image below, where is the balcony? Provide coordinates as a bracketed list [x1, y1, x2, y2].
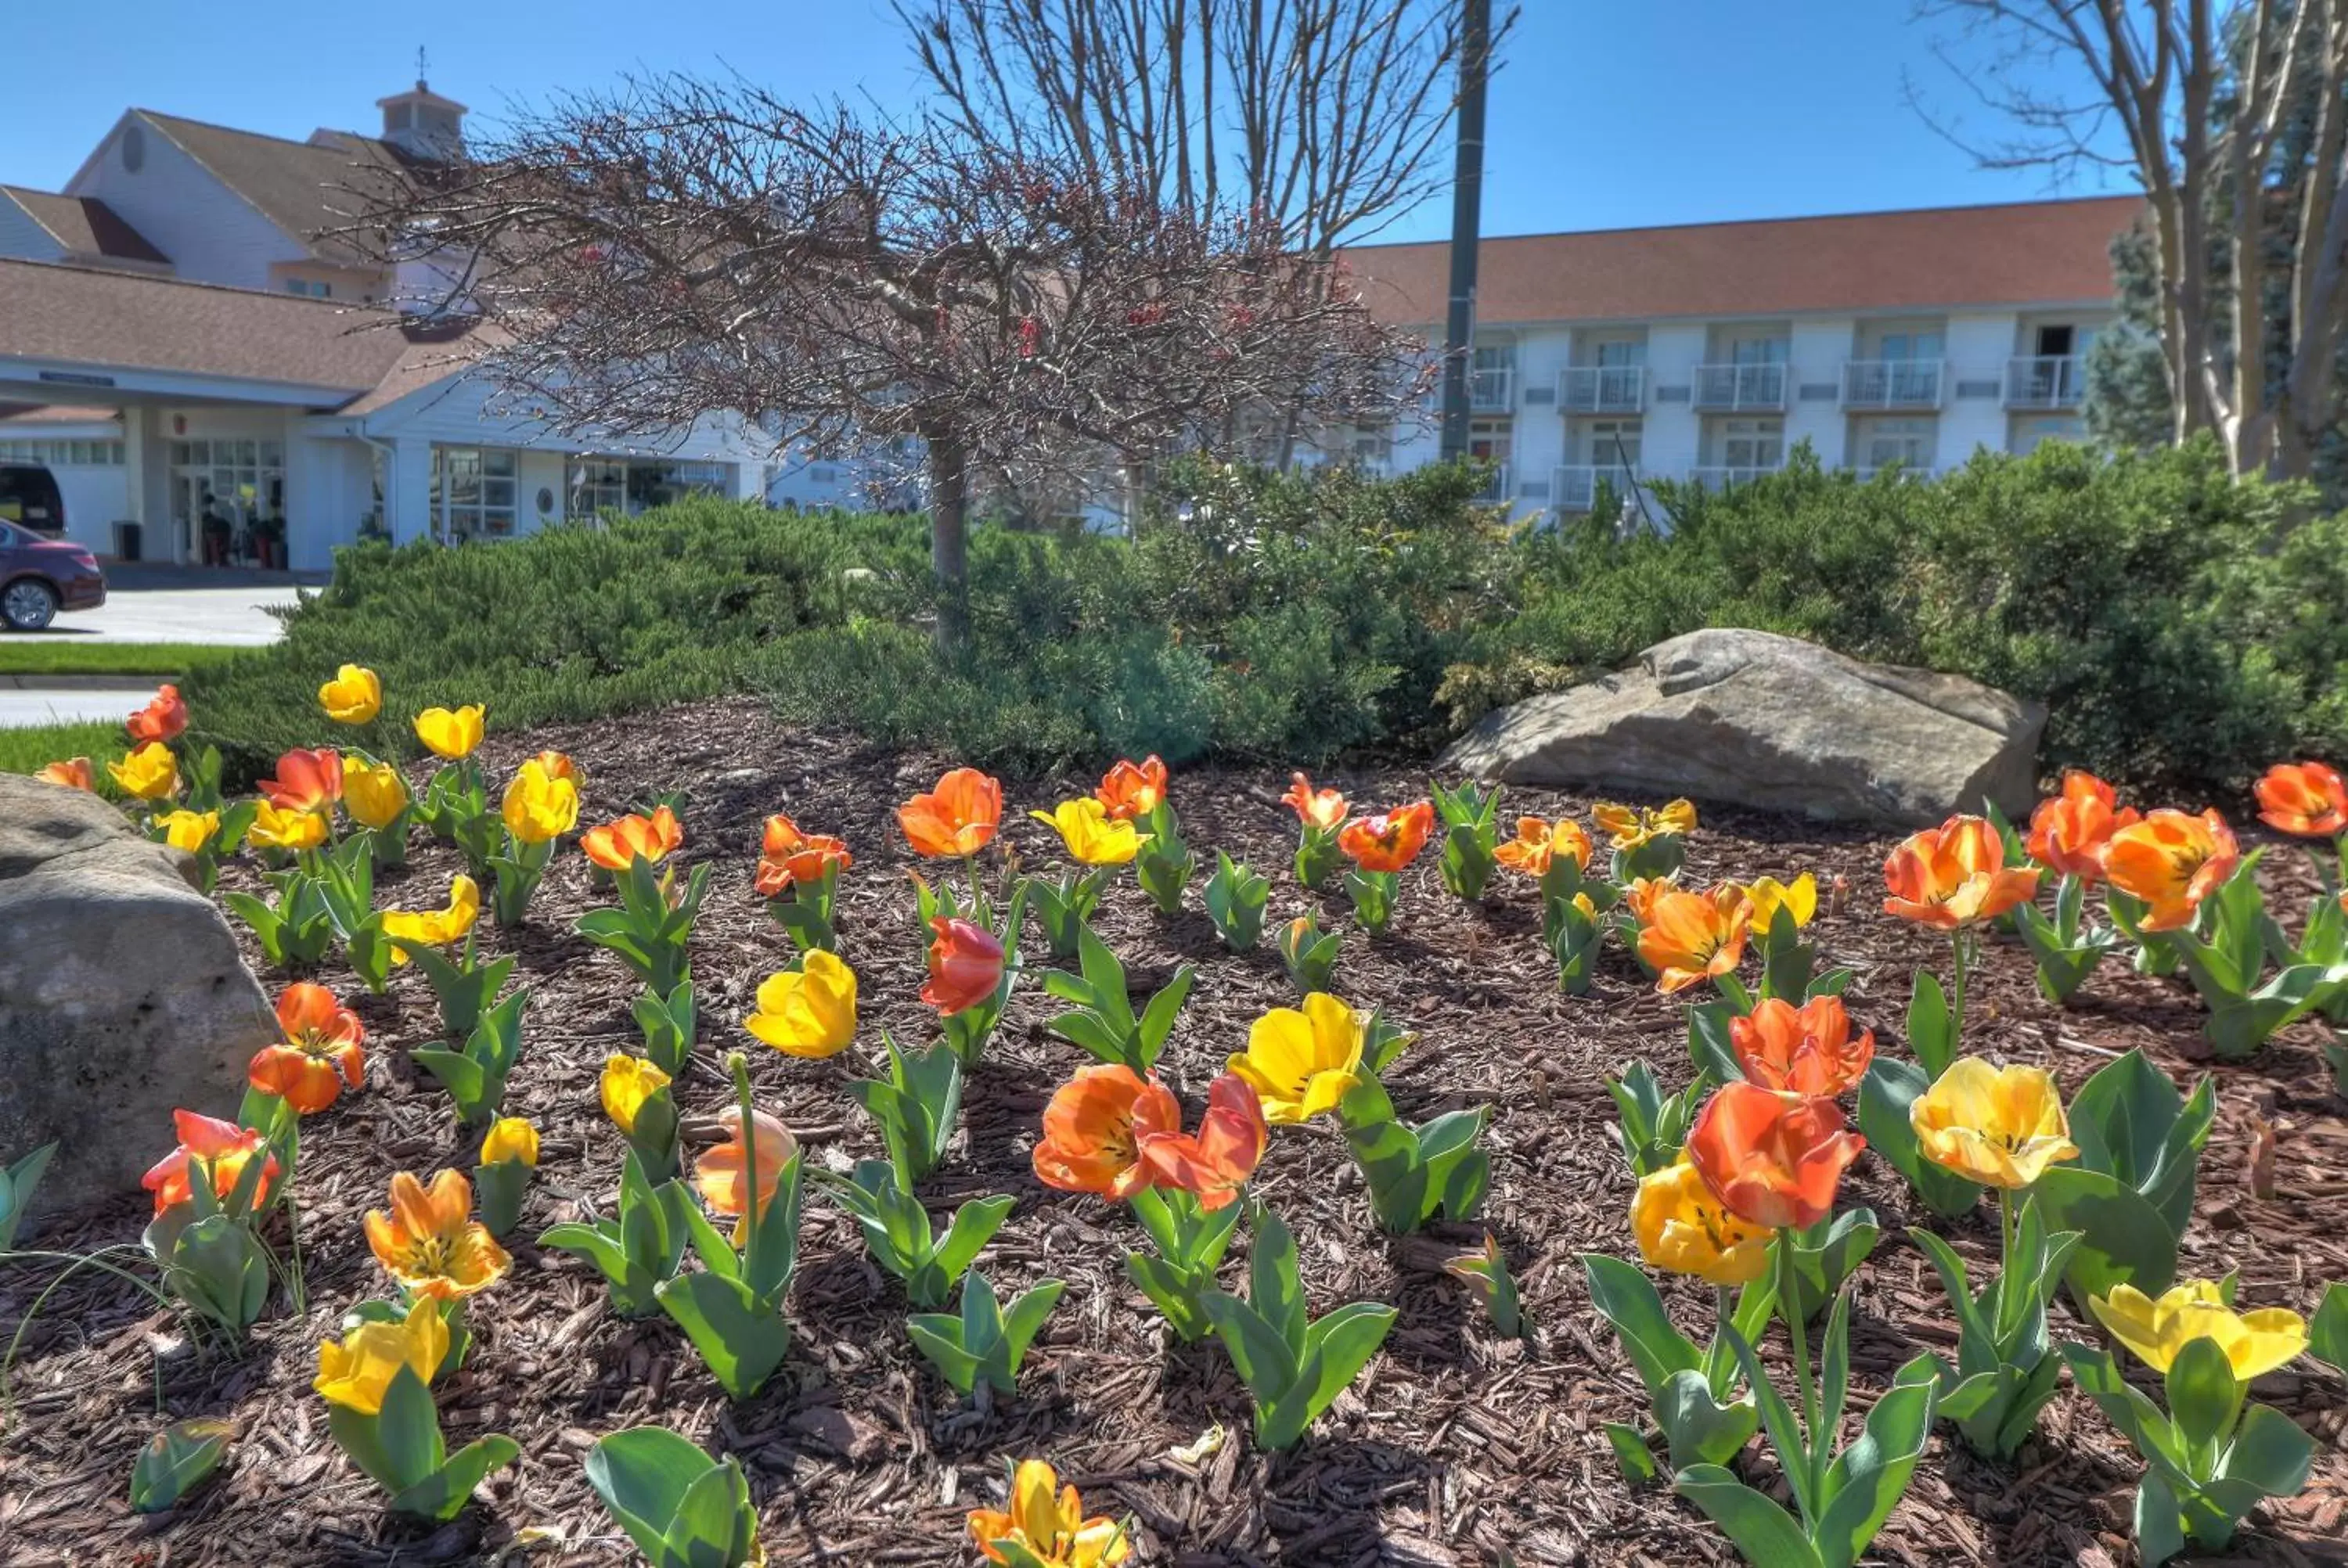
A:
[2005, 354, 2086, 409]
[1841, 358, 1944, 410]
[1557, 364, 1647, 415]
[1690, 361, 1789, 412]
[1553, 463, 1643, 512]
[1687, 463, 1784, 489]
[1468, 365, 1515, 413]
[1472, 461, 1513, 504]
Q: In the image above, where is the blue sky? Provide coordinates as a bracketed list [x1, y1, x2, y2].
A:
[2, 0, 2129, 242]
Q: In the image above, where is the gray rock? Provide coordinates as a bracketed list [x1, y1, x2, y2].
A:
[1441, 628, 2044, 828]
[0, 772, 274, 1221]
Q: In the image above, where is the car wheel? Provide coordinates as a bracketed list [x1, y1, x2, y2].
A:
[2, 577, 59, 631]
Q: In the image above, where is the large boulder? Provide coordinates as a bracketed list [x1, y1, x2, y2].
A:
[0, 772, 274, 1221]
[1441, 628, 2045, 828]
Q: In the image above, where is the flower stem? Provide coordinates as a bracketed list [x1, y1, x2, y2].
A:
[1774, 1228, 1820, 1523]
[1950, 930, 1972, 1052]
[731, 1053, 760, 1286]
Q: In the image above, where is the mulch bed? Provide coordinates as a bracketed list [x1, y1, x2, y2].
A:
[4, 695, 2346, 1568]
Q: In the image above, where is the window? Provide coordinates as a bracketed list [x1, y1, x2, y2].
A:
[566, 457, 734, 517]
[282, 279, 332, 298]
[434, 447, 517, 540]
[1858, 416, 1936, 471]
[0, 438, 123, 466]
[1727, 336, 1789, 365]
[1874, 330, 1945, 362]
[1583, 419, 1641, 467]
[1591, 338, 1644, 368]
[1716, 417, 1784, 469]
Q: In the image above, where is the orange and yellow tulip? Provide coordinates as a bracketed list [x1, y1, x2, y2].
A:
[315, 1297, 446, 1414]
[412, 704, 485, 760]
[694, 1106, 796, 1240]
[967, 1458, 1129, 1568]
[1882, 814, 2040, 930]
[1636, 885, 1754, 994]
[33, 757, 92, 791]
[1593, 798, 1697, 849]
[107, 741, 179, 801]
[1226, 992, 1366, 1124]
[316, 664, 382, 725]
[364, 1169, 512, 1300]
[1095, 755, 1168, 821]
[247, 982, 366, 1113]
[342, 756, 410, 832]
[921, 916, 1004, 1016]
[2254, 760, 2346, 839]
[1136, 1074, 1267, 1211]
[1283, 772, 1349, 832]
[752, 811, 851, 897]
[1909, 1057, 2078, 1189]
[2089, 1281, 2309, 1380]
[247, 800, 330, 852]
[499, 756, 579, 844]
[600, 1054, 671, 1135]
[1738, 873, 1818, 931]
[1337, 800, 1435, 873]
[898, 766, 1003, 858]
[1686, 1081, 1864, 1232]
[1031, 1064, 1180, 1199]
[125, 684, 188, 745]
[142, 1109, 279, 1215]
[2026, 771, 2139, 880]
[1493, 816, 1594, 877]
[1029, 797, 1150, 866]
[2100, 807, 2240, 932]
[1729, 994, 1874, 1097]
[1632, 1153, 1774, 1286]
[1620, 876, 1674, 925]
[744, 950, 859, 1058]
[261, 747, 344, 814]
[380, 872, 481, 959]
[582, 805, 682, 871]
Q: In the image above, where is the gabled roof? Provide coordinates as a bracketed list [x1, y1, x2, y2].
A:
[1341, 195, 2143, 327]
[0, 185, 169, 265]
[131, 111, 415, 268]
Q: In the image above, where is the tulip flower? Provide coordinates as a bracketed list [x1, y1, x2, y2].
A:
[1882, 814, 2041, 930]
[1030, 797, 1150, 866]
[1729, 995, 1874, 1097]
[499, 756, 580, 844]
[694, 1104, 796, 1241]
[752, 811, 851, 896]
[2088, 1280, 2309, 1380]
[581, 805, 683, 871]
[600, 1054, 672, 1135]
[1283, 771, 1349, 833]
[1636, 885, 1755, 995]
[365, 1169, 513, 1300]
[1593, 798, 1697, 848]
[154, 807, 221, 854]
[34, 757, 92, 791]
[1136, 1074, 1268, 1211]
[247, 800, 330, 852]
[2100, 807, 2240, 932]
[341, 756, 410, 832]
[247, 982, 366, 1114]
[528, 749, 580, 783]
[1739, 873, 1818, 930]
[1908, 1057, 2079, 1189]
[380, 873, 481, 960]
[412, 704, 485, 760]
[261, 747, 344, 814]
[2254, 760, 2346, 840]
[1686, 1081, 1864, 1232]
[1631, 1153, 1774, 1287]
[967, 1458, 1129, 1568]
[1094, 755, 1168, 821]
[317, 664, 383, 725]
[480, 1116, 539, 1167]
[126, 684, 189, 746]
[922, 915, 1005, 1016]
[107, 741, 179, 801]
[1493, 816, 1594, 877]
[898, 766, 1003, 858]
[1620, 876, 1673, 925]
[2026, 771, 2139, 881]
[142, 1109, 279, 1215]
[744, 950, 859, 1058]
[1032, 1063, 1181, 1199]
[1337, 800, 1435, 873]
[1224, 992, 1366, 1124]
[314, 1298, 448, 1415]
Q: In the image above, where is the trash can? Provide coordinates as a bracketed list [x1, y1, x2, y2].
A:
[113, 520, 142, 561]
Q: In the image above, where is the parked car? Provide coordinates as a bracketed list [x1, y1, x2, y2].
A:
[0, 462, 67, 534]
[0, 518, 106, 630]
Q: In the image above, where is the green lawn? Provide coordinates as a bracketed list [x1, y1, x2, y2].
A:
[0, 719, 128, 780]
[0, 641, 246, 676]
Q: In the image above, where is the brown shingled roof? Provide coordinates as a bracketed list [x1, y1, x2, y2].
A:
[136, 112, 413, 268]
[1, 186, 170, 265]
[1340, 195, 2143, 327]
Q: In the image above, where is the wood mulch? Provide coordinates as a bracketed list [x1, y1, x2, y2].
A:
[3, 696, 2345, 1567]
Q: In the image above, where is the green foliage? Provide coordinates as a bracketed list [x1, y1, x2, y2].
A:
[1581, 1253, 1772, 1476]
[1041, 926, 1194, 1073]
[585, 1427, 763, 1568]
[1276, 914, 1341, 994]
[1605, 1059, 1709, 1179]
[844, 1035, 964, 1186]
[1445, 1235, 1525, 1338]
[1431, 779, 1501, 901]
[907, 1269, 1066, 1398]
[1912, 1198, 2080, 1459]
[0, 1141, 57, 1252]
[1203, 1207, 1397, 1451]
[326, 1365, 519, 1520]
[2165, 856, 2348, 1056]
[825, 1160, 1013, 1310]
[576, 858, 711, 998]
[129, 1418, 235, 1513]
[1123, 1185, 1244, 1342]
[1856, 974, 1982, 1221]
[1201, 851, 1271, 950]
[409, 989, 529, 1127]
[539, 1153, 692, 1317]
[1337, 1077, 1489, 1233]
[633, 983, 697, 1077]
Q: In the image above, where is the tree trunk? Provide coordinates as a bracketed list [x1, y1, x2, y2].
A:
[927, 430, 971, 653]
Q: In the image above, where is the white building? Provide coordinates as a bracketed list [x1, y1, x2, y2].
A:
[1341, 196, 2134, 518]
[0, 82, 770, 570]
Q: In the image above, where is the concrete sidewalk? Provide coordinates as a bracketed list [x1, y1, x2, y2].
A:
[42, 583, 304, 645]
[0, 688, 152, 728]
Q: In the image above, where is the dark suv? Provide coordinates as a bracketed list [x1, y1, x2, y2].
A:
[0, 463, 66, 534]
[0, 518, 106, 631]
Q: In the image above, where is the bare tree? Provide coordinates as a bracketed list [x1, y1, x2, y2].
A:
[1914, 0, 2348, 479]
[355, 77, 1424, 646]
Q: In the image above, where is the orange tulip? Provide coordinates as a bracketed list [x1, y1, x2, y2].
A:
[753, 811, 852, 897]
[1686, 1081, 1865, 1231]
[1493, 815, 1594, 877]
[1882, 814, 2040, 930]
[693, 1106, 796, 1241]
[364, 1170, 511, 1299]
[34, 757, 93, 791]
[1637, 885, 1754, 994]
[142, 1109, 279, 1215]
[247, 983, 366, 1114]
[2026, 771, 2139, 881]
[1032, 1064, 1181, 1199]
[527, 749, 581, 785]
[1095, 755, 1168, 821]
[1621, 876, 1674, 925]
[898, 767, 1003, 858]
[1729, 995, 1874, 1097]
[2101, 807, 2241, 932]
[922, 916, 1005, 1015]
[261, 748, 344, 815]
[581, 804, 683, 871]
[1338, 800, 1435, 873]
[1136, 1074, 1268, 1212]
[2255, 760, 2347, 839]
[1283, 771, 1349, 832]
[126, 684, 188, 745]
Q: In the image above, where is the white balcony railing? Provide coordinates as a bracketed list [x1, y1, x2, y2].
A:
[1557, 364, 1647, 415]
[1690, 361, 1789, 412]
[1553, 463, 1644, 512]
[2005, 354, 2087, 408]
[1841, 358, 1944, 409]
[1473, 461, 1513, 504]
[1468, 365, 1515, 413]
[1687, 463, 1784, 489]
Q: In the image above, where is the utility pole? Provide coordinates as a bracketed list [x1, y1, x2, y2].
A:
[1437, 0, 1489, 462]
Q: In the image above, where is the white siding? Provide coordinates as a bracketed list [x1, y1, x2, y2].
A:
[1939, 314, 2022, 466]
[0, 196, 67, 263]
[1786, 319, 1853, 468]
[67, 115, 308, 290]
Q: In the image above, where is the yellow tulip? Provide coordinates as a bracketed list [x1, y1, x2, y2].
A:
[154, 808, 220, 854]
[248, 800, 330, 852]
[1744, 872, 1818, 930]
[342, 756, 410, 832]
[2090, 1281, 2309, 1380]
[1593, 798, 1697, 849]
[1225, 992, 1365, 1124]
[318, 664, 383, 725]
[500, 757, 580, 844]
[480, 1116, 539, 1167]
[1028, 797, 1151, 867]
[380, 873, 481, 962]
[413, 704, 485, 760]
[967, 1458, 1129, 1568]
[1909, 1057, 2080, 1189]
[744, 951, 859, 1059]
[108, 741, 179, 801]
[601, 1053, 671, 1135]
[1630, 1154, 1774, 1287]
[313, 1297, 447, 1415]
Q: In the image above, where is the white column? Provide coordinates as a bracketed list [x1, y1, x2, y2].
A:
[1787, 319, 1855, 469]
[1643, 325, 1707, 480]
[388, 438, 434, 545]
[121, 405, 176, 562]
[1940, 314, 2020, 466]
